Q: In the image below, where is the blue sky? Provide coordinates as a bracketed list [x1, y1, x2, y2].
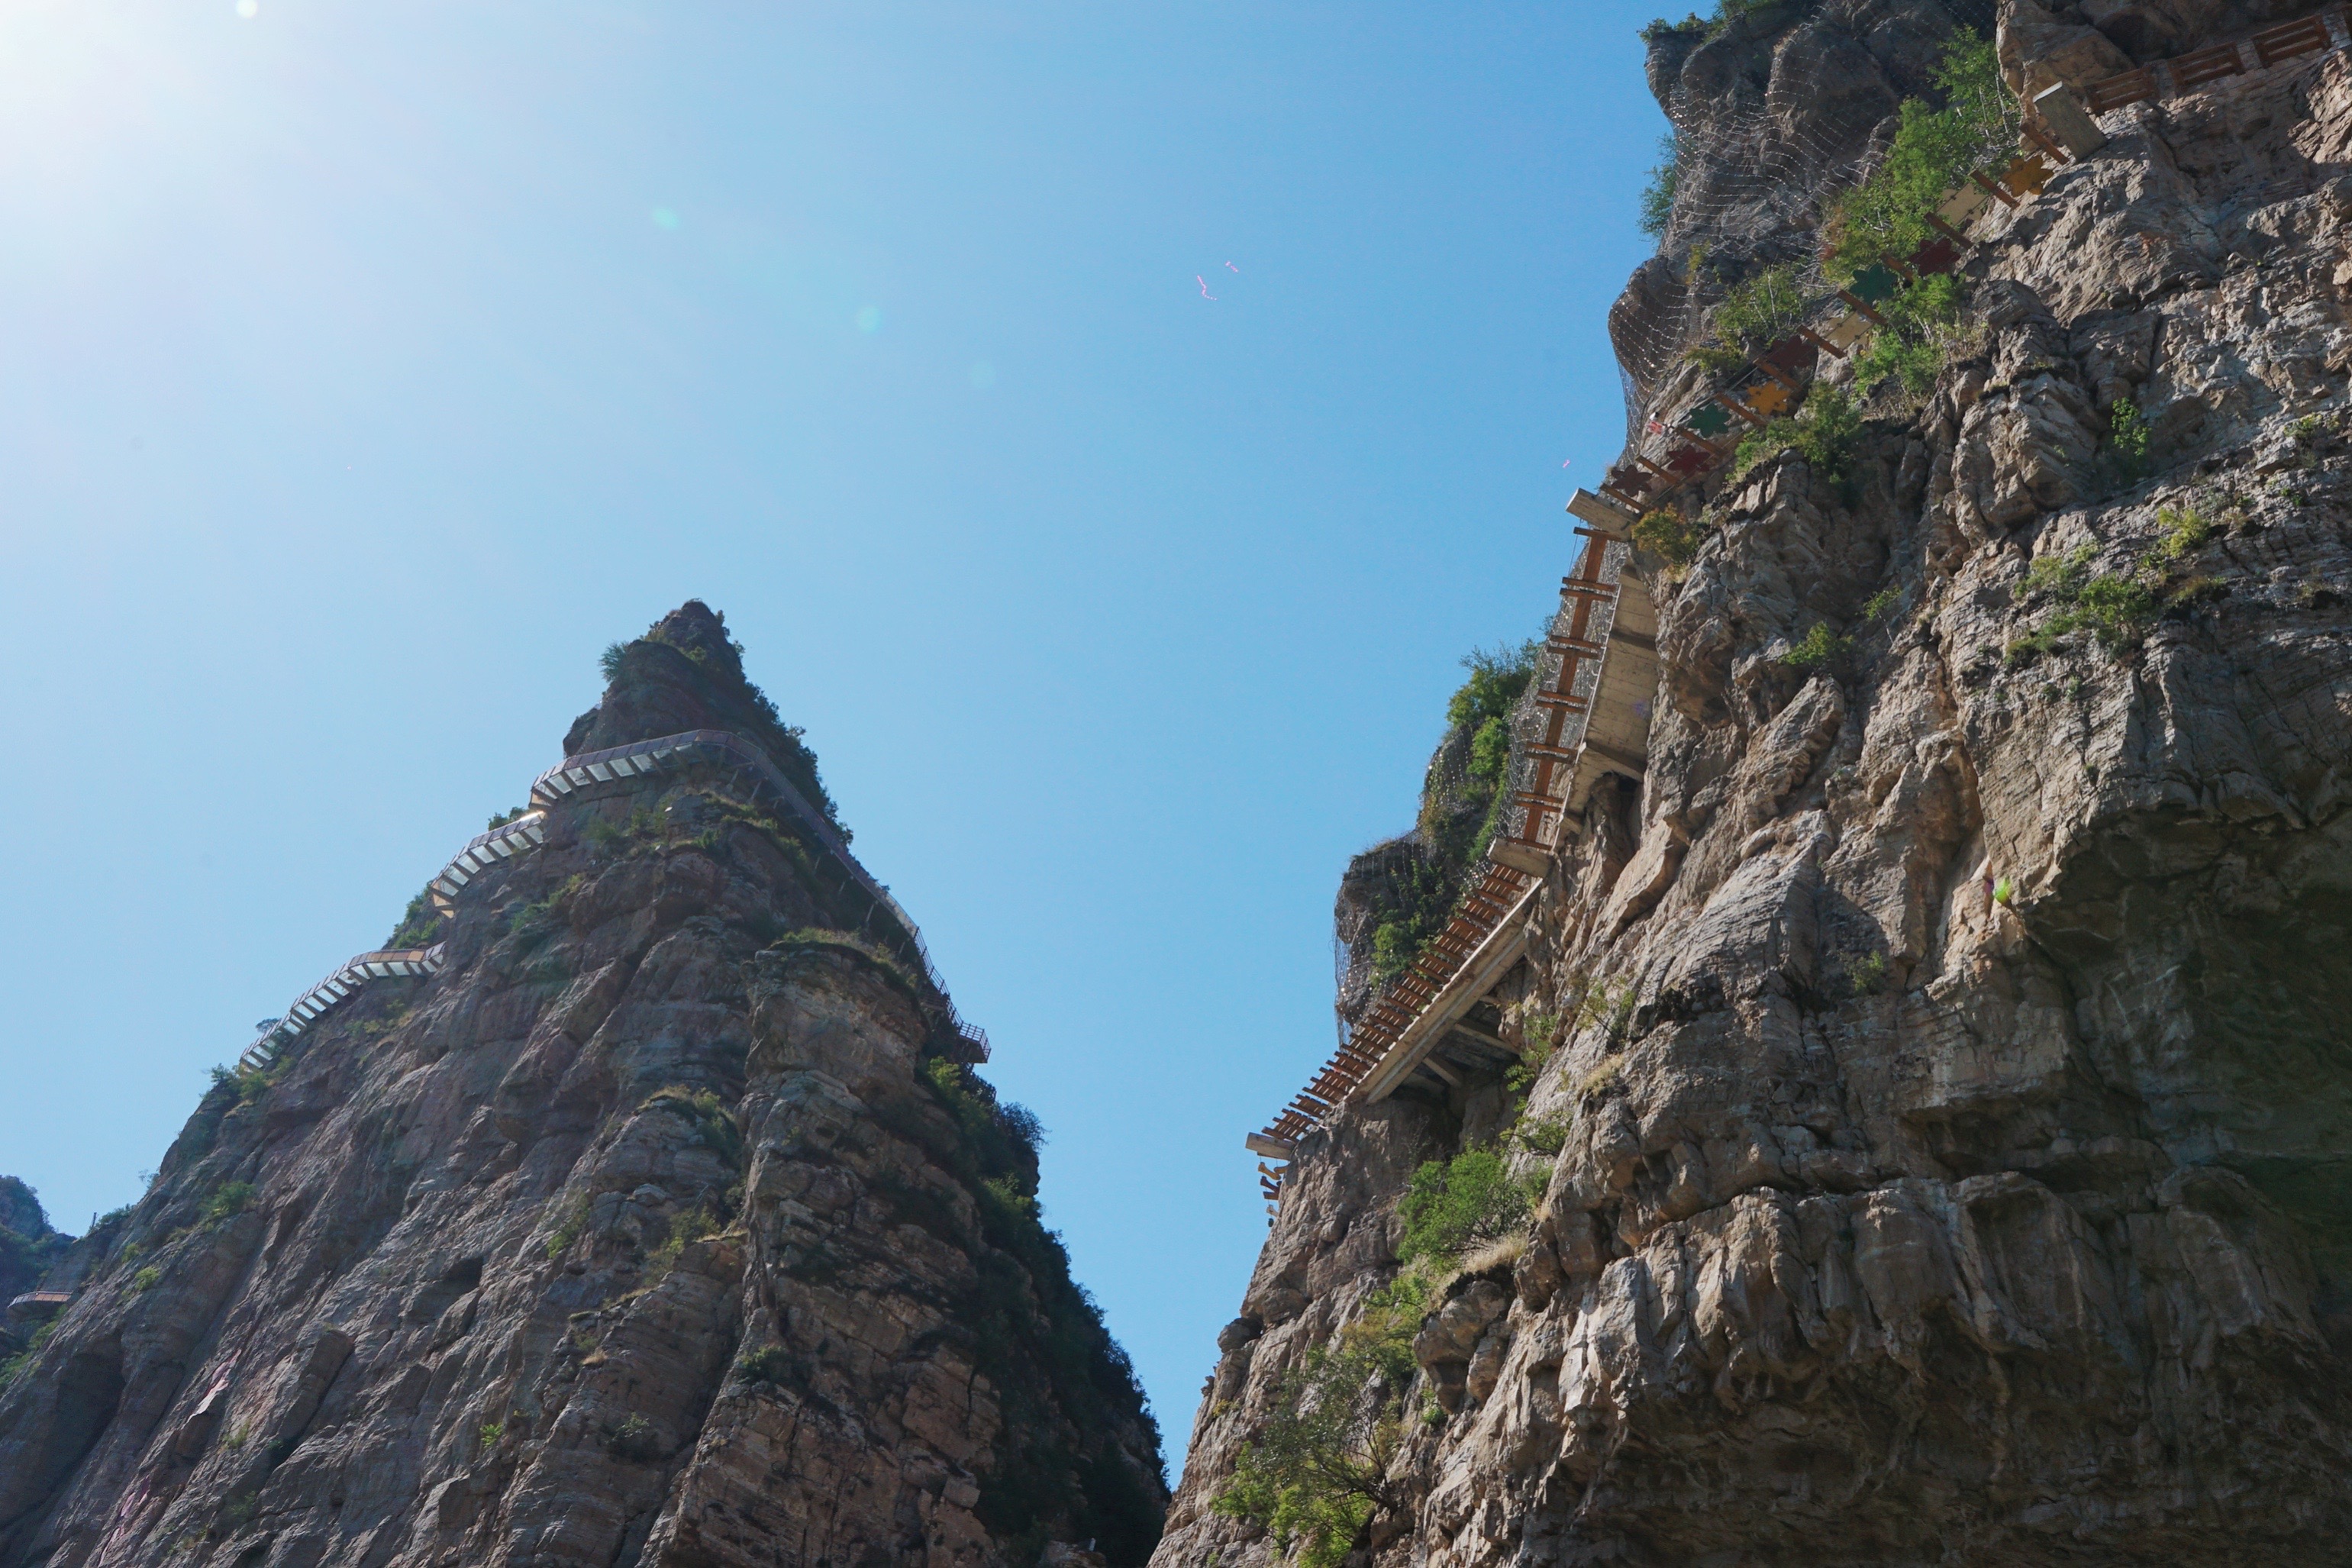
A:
[0, 0, 1666, 1466]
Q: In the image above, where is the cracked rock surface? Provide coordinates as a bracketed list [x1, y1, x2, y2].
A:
[0, 602, 1165, 1568]
[1160, 9, 2352, 1566]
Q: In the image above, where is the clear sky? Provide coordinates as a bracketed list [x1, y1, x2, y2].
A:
[0, 0, 1666, 1470]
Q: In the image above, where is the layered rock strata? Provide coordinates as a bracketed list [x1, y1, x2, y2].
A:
[0, 602, 1165, 1568]
[1161, 6, 2352, 1565]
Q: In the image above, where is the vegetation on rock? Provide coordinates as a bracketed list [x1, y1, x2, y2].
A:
[1732, 383, 1862, 481]
[1212, 1277, 1427, 1568]
[1825, 29, 2014, 283]
[1350, 641, 1540, 992]
[1397, 1149, 1537, 1266]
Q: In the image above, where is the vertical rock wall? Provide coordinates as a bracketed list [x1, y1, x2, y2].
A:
[0, 603, 1165, 1568]
[1161, 6, 2352, 1564]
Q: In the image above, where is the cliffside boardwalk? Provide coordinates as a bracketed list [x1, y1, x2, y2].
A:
[237, 726, 987, 1078]
[1167, 4, 2352, 1563]
[1247, 2, 2352, 1218]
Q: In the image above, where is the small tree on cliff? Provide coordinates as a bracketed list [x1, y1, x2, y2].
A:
[1211, 1282, 1425, 1568]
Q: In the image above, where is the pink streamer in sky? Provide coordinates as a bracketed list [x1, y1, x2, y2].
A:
[1198, 275, 1217, 299]
[1225, 261, 1240, 272]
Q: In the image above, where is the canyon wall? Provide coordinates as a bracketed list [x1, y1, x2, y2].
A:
[1160, 3, 2352, 1563]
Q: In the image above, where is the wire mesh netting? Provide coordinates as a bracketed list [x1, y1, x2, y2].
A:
[1615, 0, 2007, 417]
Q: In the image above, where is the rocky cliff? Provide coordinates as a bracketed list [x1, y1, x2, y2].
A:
[1160, 2, 2352, 1563]
[1, 1182, 73, 1356]
[0, 602, 1165, 1568]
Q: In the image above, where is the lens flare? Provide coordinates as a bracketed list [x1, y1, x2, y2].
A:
[650, 207, 680, 231]
[855, 305, 882, 334]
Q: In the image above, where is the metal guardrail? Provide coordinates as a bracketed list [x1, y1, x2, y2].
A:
[237, 728, 989, 1074]
[239, 946, 447, 1070]
[429, 811, 548, 915]
[1250, 531, 1647, 1195]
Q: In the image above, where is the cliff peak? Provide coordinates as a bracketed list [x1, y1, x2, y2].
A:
[566, 600, 843, 833]
[0, 615, 1164, 1568]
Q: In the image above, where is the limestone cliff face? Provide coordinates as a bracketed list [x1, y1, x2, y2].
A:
[0, 603, 1165, 1568]
[1162, 7, 2352, 1565]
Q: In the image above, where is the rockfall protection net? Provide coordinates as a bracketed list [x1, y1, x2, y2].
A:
[1615, 0, 2007, 417]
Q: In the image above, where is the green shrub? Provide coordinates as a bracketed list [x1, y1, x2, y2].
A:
[1398, 1149, 1534, 1266]
[1734, 384, 1862, 482]
[1357, 638, 1541, 988]
[1781, 623, 1850, 669]
[1638, 131, 1680, 237]
[598, 642, 628, 682]
[1643, 0, 1783, 40]
[131, 1266, 163, 1293]
[1862, 586, 1902, 621]
[1852, 273, 1965, 397]
[1370, 921, 1418, 982]
[1441, 640, 1538, 866]
[1793, 384, 1862, 476]
[642, 1086, 744, 1168]
[2150, 503, 2209, 564]
[1828, 30, 2015, 282]
[2023, 543, 2092, 596]
[1632, 508, 1702, 567]
[1693, 265, 1808, 370]
[1445, 644, 1537, 732]
[544, 1194, 592, 1260]
[506, 874, 584, 949]
[586, 805, 663, 853]
[646, 1206, 720, 1277]
[0, 1321, 56, 1386]
[606, 1412, 663, 1463]
[1502, 1012, 1560, 1102]
[1467, 715, 1512, 789]
[1510, 1115, 1572, 1157]
[1211, 1276, 1426, 1568]
[211, 1060, 281, 1107]
[1731, 419, 1795, 479]
[2007, 543, 2156, 662]
[202, 1182, 256, 1227]
[735, 1344, 798, 1388]
[2071, 574, 2155, 643]
[385, 888, 444, 953]
[2109, 398, 2152, 482]
[478, 1421, 505, 1450]
[1842, 951, 1889, 996]
[982, 1174, 1040, 1224]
